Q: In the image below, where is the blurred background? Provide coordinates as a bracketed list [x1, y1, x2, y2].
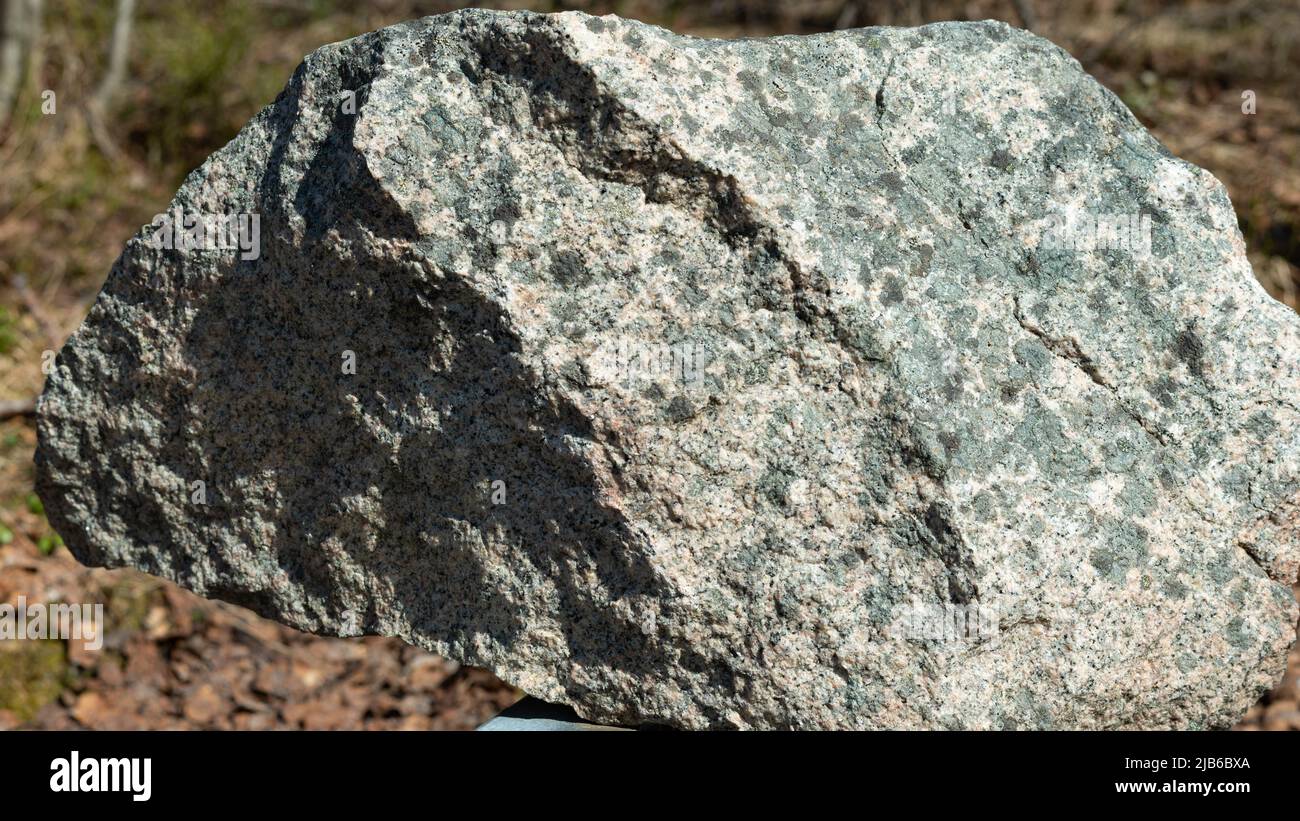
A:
[1, 0, 1297, 730]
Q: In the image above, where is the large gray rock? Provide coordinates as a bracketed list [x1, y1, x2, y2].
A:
[36, 9, 1300, 729]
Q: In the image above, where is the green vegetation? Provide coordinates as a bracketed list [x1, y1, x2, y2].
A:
[0, 640, 68, 721]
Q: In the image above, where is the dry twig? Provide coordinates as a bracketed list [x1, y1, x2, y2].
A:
[0, 396, 36, 419]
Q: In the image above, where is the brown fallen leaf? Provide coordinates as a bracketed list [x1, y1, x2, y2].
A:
[182, 683, 224, 725]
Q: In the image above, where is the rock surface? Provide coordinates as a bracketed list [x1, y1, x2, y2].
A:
[36, 9, 1300, 729]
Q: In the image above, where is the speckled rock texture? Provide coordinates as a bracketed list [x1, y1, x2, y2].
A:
[36, 10, 1300, 729]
